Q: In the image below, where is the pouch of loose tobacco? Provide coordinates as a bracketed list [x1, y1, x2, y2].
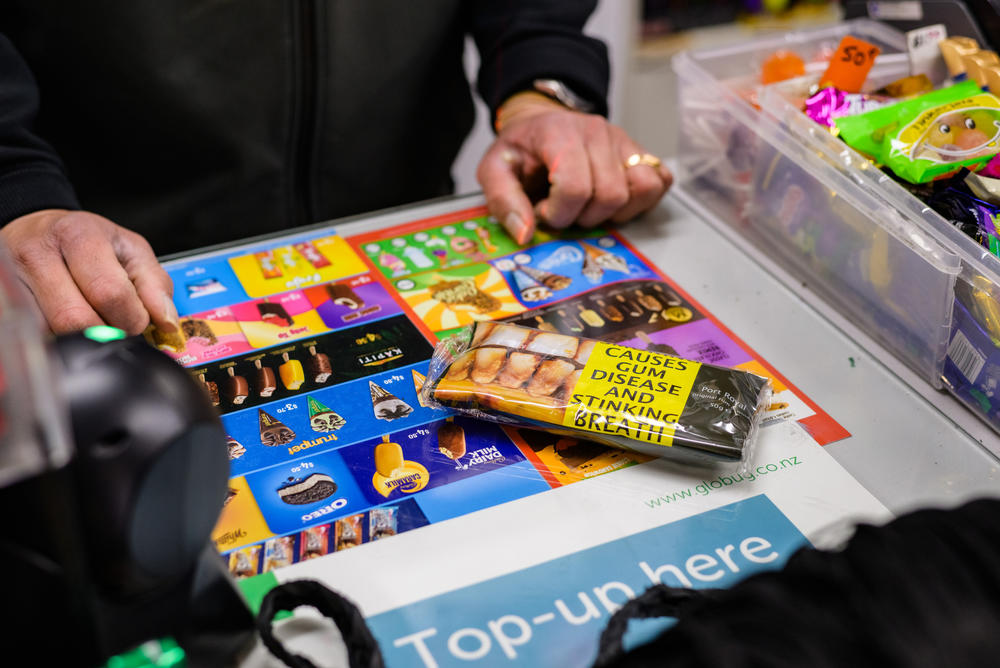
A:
[421, 322, 772, 467]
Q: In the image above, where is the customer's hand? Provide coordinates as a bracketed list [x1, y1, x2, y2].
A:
[1, 209, 179, 335]
[478, 92, 673, 244]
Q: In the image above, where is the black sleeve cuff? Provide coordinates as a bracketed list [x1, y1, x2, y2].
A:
[0, 167, 80, 225]
[477, 32, 610, 119]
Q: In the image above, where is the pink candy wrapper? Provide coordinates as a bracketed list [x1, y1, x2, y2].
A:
[805, 88, 893, 128]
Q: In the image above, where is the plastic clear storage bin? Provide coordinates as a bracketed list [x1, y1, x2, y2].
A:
[672, 20, 963, 399]
[754, 24, 1000, 433]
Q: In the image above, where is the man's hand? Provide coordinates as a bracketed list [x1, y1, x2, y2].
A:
[478, 92, 673, 245]
[1, 209, 179, 335]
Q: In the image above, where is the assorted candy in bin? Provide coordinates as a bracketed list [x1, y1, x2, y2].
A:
[836, 81, 1000, 183]
[421, 322, 771, 466]
[926, 171, 1000, 257]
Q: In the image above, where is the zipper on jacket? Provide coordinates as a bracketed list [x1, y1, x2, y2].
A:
[290, 0, 318, 227]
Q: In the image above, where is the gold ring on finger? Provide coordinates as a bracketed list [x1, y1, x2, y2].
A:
[625, 152, 662, 169]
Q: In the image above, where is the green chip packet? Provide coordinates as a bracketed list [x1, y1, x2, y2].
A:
[836, 80, 1000, 183]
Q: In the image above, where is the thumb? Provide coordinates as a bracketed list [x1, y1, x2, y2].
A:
[116, 228, 179, 334]
[477, 144, 535, 245]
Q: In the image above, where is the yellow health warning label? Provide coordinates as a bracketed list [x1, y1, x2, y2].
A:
[563, 343, 701, 447]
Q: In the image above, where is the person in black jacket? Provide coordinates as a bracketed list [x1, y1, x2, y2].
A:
[0, 1, 671, 336]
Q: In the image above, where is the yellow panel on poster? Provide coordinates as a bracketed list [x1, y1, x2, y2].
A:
[213, 477, 274, 552]
[230, 235, 368, 298]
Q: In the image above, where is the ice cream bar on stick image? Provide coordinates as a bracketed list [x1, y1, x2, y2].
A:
[308, 395, 346, 432]
[325, 282, 365, 310]
[577, 303, 605, 328]
[258, 300, 293, 327]
[222, 366, 249, 405]
[279, 352, 305, 390]
[374, 435, 404, 477]
[652, 283, 683, 307]
[422, 322, 771, 464]
[369, 381, 413, 421]
[596, 298, 623, 322]
[254, 359, 277, 397]
[436, 418, 466, 460]
[534, 315, 556, 332]
[615, 293, 643, 318]
[636, 330, 678, 357]
[258, 408, 296, 446]
[556, 308, 585, 333]
[581, 240, 630, 274]
[306, 346, 332, 383]
[635, 290, 663, 312]
[197, 373, 219, 406]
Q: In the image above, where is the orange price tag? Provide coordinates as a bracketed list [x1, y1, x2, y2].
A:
[819, 36, 881, 93]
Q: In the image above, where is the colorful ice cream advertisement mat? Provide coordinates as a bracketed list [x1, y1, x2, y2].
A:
[155, 203, 884, 665]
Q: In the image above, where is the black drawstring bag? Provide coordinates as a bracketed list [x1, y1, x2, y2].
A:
[258, 499, 1000, 668]
[594, 498, 1000, 668]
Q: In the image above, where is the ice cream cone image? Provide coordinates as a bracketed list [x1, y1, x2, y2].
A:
[369, 380, 413, 421]
[412, 369, 430, 407]
[258, 409, 295, 446]
[581, 240, 630, 274]
[307, 395, 346, 432]
[512, 269, 552, 302]
[518, 264, 572, 290]
[580, 244, 604, 282]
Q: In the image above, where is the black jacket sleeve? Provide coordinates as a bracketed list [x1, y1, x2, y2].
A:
[0, 33, 79, 225]
[468, 0, 610, 119]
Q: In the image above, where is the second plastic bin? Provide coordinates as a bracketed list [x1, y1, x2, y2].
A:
[672, 19, 962, 395]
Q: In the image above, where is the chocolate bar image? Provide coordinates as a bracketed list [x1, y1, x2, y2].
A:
[325, 283, 364, 310]
[222, 366, 249, 405]
[437, 420, 466, 460]
[254, 359, 277, 397]
[181, 318, 218, 345]
[277, 473, 337, 505]
[258, 301, 293, 327]
[306, 346, 332, 383]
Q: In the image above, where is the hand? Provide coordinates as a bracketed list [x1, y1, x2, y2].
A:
[1, 209, 179, 335]
[477, 92, 673, 244]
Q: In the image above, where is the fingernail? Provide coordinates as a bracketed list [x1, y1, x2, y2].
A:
[161, 293, 180, 333]
[505, 212, 531, 245]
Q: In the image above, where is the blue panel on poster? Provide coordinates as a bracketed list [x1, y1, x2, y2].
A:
[223, 362, 449, 478]
[368, 495, 806, 668]
[167, 257, 249, 315]
[414, 459, 551, 524]
[491, 236, 658, 309]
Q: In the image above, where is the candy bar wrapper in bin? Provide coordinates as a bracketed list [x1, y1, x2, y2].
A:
[420, 322, 772, 470]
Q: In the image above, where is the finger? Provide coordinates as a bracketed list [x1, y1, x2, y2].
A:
[612, 149, 671, 224]
[576, 123, 630, 227]
[478, 144, 536, 245]
[11, 239, 104, 334]
[534, 134, 593, 229]
[115, 228, 179, 334]
[58, 220, 151, 334]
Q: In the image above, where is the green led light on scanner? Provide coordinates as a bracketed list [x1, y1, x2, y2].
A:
[84, 325, 127, 342]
